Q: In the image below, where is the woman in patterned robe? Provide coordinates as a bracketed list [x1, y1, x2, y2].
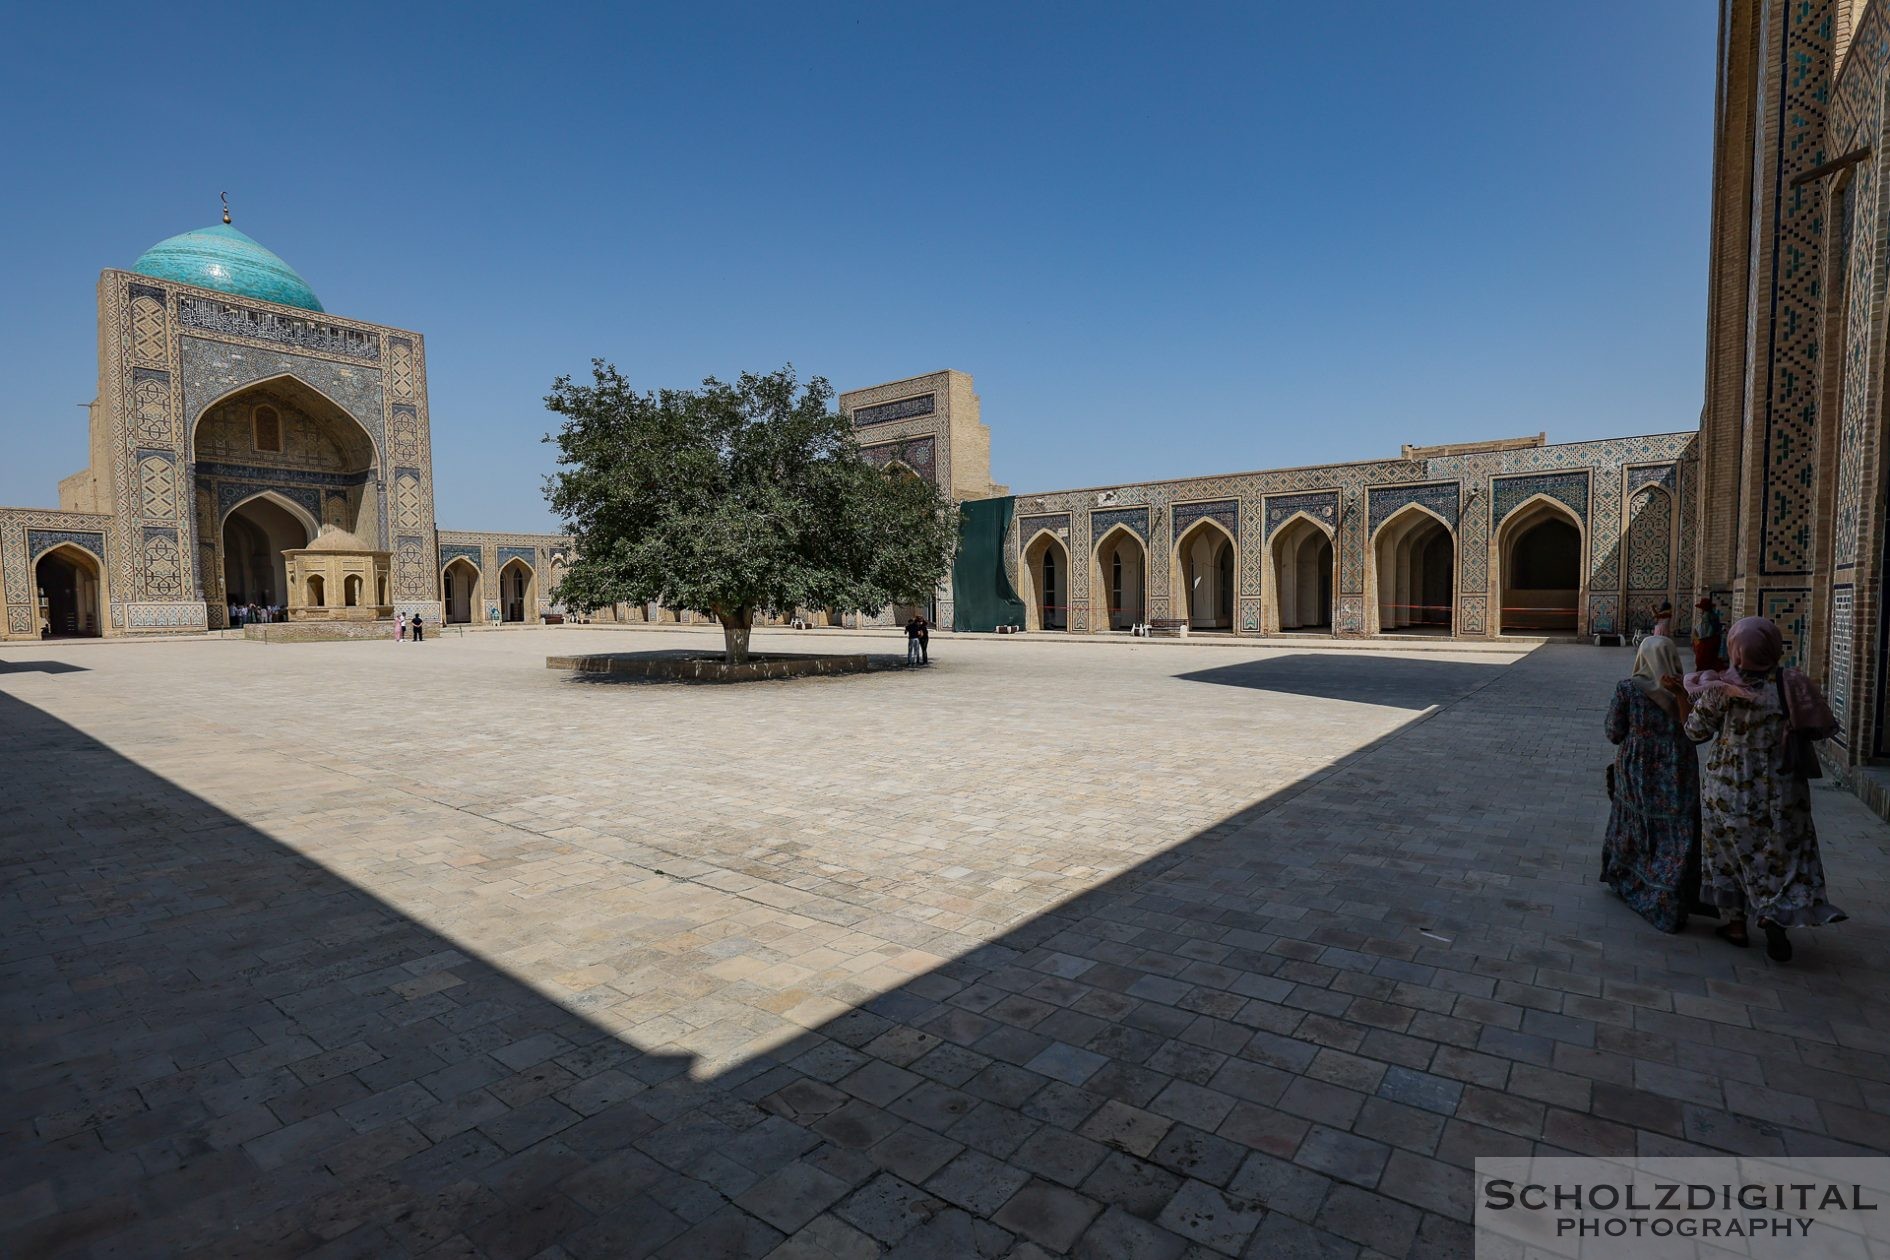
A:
[1668, 617, 1846, 961]
[1603, 636, 1704, 932]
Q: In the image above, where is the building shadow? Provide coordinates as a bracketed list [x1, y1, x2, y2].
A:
[0, 661, 87, 675]
[4, 656, 1880, 1259]
[1174, 652, 1506, 711]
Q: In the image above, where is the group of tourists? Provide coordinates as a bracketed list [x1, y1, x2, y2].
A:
[904, 614, 930, 665]
[229, 600, 283, 625]
[395, 611, 425, 643]
[1603, 599, 1845, 961]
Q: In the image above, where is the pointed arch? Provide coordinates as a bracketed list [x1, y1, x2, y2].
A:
[188, 372, 382, 469]
[1091, 523, 1148, 631]
[1173, 517, 1238, 632]
[220, 489, 321, 539]
[1623, 483, 1675, 594]
[32, 542, 107, 638]
[1021, 529, 1072, 631]
[1496, 495, 1584, 635]
[499, 556, 537, 624]
[1370, 502, 1456, 635]
[1267, 514, 1335, 633]
[441, 556, 482, 625]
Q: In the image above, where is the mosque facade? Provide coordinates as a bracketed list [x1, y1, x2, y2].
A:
[0, 215, 567, 640]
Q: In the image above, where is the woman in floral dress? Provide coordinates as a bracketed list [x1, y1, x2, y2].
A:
[1603, 636, 1704, 932]
[1668, 617, 1845, 961]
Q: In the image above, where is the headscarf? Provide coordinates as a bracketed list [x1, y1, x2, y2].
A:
[1630, 635, 1684, 717]
[1682, 616, 1837, 736]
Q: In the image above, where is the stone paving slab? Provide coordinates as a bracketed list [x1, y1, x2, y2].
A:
[1, 628, 1885, 1258]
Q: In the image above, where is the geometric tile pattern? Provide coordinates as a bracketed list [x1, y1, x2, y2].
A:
[1367, 482, 1458, 534]
[1171, 498, 1240, 542]
[860, 436, 937, 485]
[1018, 513, 1072, 544]
[1761, 588, 1812, 670]
[1263, 491, 1338, 539]
[1089, 506, 1149, 544]
[1490, 472, 1589, 528]
[1755, 0, 1834, 576]
[1830, 586, 1854, 743]
[1624, 485, 1673, 589]
[27, 529, 108, 563]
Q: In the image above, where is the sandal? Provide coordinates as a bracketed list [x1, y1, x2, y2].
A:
[1714, 923, 1749, 948]
[1761, 922, 1793, 962]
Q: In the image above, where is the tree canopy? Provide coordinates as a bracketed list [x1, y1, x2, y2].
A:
[544, 363, 957, 662]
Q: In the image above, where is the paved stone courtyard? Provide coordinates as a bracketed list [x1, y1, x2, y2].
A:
[3, 628, 1887, 1259]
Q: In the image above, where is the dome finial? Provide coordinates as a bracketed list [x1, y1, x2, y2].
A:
[221, 191, 231, 225]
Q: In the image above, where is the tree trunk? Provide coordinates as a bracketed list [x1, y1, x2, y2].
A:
[718, 607, 753, 664]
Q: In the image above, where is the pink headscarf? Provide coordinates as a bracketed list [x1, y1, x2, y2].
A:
[1683, 616, 1836, 736]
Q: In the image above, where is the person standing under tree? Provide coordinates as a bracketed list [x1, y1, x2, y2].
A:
[904, 615, 922, 665]
[917, 613, 930, 665]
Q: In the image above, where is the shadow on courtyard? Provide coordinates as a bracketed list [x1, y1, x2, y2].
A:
[3, 660, 1883, 1258]
[1174, 653, 1505, 711]
[0, 660, 87, 676]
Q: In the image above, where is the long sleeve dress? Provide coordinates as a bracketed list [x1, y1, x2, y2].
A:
[1682, 680, 1846, 927]
[1603, 680, 1704, 932]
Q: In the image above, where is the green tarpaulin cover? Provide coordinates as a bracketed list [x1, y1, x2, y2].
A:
[953, 496, 1026, 632]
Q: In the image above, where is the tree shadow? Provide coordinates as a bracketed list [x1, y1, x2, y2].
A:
[0, 661, 87, 675]
[1174, 652, 1508, 711]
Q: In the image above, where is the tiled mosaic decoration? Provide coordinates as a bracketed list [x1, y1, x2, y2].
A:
[1263, 492, 1338, 539]
[860, 436, 937, 484]
[1366, 482, 1459, 533]
[1171, 499, 1240, 541]
[1756, 0, 1835, 576]
[1761, 589, 1812, 669]
[1089, 506, 1149, 543]
[1491, 472, 1589, 527]
[1624, 485, 1673, 589]
[1830, 586, 1854, 743]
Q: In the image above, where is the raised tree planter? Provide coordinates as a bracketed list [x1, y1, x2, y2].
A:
[547, 650, 904, 682]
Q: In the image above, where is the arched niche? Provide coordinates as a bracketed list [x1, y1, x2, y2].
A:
[1091, 524, 1148, 631]
[1174, 518, 1237, 632]
[442, 557, 481, 624]
[1268, 514, 1334, 633]
[221, 492, 315, 611]
[1371, 504, 1455, 635]
[499, 557, 536, 624]
[1497, 497, 1583, 635]
[1021, 530, 1071, 631]
[34, 543, 106, 638]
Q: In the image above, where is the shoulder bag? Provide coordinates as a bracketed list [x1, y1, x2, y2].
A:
[1775, 671, 1824, 781]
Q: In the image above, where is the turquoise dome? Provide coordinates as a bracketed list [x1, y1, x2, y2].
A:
[132, 223, 324, 312]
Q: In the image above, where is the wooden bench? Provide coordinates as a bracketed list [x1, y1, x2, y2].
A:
[1147, 618, 1189, 638]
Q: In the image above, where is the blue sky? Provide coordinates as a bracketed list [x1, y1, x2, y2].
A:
[0, 3, 1715, 533]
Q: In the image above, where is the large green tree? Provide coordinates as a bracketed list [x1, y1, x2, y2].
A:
[544, 363, 957, 663]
